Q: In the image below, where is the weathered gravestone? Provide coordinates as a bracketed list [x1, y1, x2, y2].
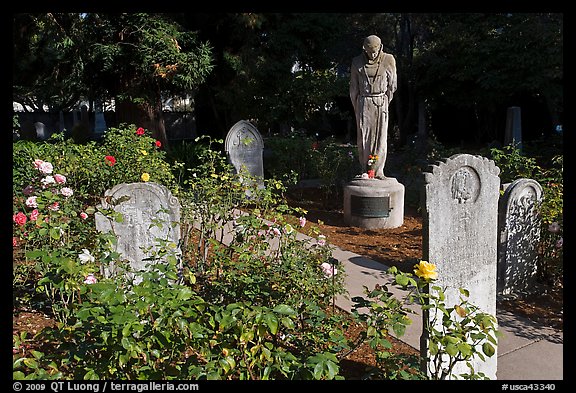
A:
[422, 154, 500, 379]
[94, 111, 107, 136]
[505, 106, 522, 150]
[34, 122, 50, 140]
[95, 182, 181, 282]
[497, 178, 543, 296]
[225, 120, 265, 190]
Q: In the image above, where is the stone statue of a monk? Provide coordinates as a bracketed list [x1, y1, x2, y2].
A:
[350, 35, 397, 179]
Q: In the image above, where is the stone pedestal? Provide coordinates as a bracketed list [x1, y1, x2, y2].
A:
[343, 177, 405, 229]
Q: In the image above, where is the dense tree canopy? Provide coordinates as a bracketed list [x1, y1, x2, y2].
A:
[13, 12, 563, 148]
[412, 13, 563, 143]
[13, 13, 214, 147]
[13, 13, 87, 112]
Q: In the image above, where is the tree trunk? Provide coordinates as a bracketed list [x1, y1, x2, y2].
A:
[115, 98, 169, 150]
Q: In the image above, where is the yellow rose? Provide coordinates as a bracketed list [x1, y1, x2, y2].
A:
[140, 150, 148, 156]
[141, 172, 150, 182]
[414, 260, 438, 280]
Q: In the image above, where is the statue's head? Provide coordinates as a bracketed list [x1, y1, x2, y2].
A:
[363, 35, 382, 61]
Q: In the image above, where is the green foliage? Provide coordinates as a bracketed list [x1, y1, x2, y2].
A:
[13, 140, 47, 192]
[70, 122, 92, 144]
[13, 124, 177, 203]
[351, 285, 425, 380]
[489, 145, 539, 183]
[99, 124, 176, 189]
[188, 13, 353, 133]
[83, 13, 213, 101]
[264, 133, 318, 182]
[13, 114, 20, 132]
[385, 264, 500, 380]
[415, 13, 562, 111]
[13, 134, 352, 380]
[264, 134, 360, 205]
[13, 13, 214, 112]
[13, 331, 64, 380]
[13, 13, 87, 111]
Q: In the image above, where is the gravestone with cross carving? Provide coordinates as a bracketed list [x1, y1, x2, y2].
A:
[225, 120, 265, 192]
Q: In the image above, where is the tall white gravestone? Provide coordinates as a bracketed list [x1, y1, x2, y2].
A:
[497, 178, 543, 296]
[422, 154, 500, 379]
[95, 182, 181, 282]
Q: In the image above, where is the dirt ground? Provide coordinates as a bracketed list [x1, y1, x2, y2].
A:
[287, 187, 563, 331]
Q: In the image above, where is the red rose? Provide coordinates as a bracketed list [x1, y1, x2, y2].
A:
[155, 140, 162, 148]
[13, 212, 27, 226]
[105, 155, 116, 166]
[136, 127, 145, 136]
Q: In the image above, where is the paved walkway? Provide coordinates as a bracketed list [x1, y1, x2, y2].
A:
[331, 244, 564, 381]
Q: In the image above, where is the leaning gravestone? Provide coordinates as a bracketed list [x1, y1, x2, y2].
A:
[422, 154, 500, 379]
[497, 178, 543, 296]
[95, 182, 181, 282]
[224, 120, 265, 190]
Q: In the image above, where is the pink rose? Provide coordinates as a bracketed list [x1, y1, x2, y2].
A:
[60, 187, 73, 197]
[556, 238, 563, 248]
[80, 212, 88, 220]
[299, 217, 307, 227]
[38, 161, 53, 174]
[84, 274, 98, 284]
[548, 222, 561, 233]
[25, 196, 38, 208]
[30, 209, 39, 221]
[54, 174, 66, 184]
[317, 235, 326, 247]
[320, 262, 337, 278]
[48, 202, 60, 211]
[13, 237, 19, 247]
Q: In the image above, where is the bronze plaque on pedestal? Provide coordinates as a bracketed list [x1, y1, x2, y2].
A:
[350, 195, 390, 218]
